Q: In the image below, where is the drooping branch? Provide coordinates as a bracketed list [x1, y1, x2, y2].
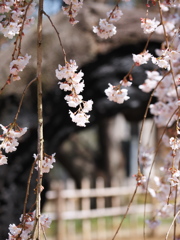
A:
[33, 0, 44, 239]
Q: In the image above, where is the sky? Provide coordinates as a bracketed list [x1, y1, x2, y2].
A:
[44, 0, 62, 15]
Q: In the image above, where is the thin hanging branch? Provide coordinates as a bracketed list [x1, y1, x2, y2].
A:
[33, 0, 44, 239]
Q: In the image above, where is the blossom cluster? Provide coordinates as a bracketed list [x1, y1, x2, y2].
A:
[7, 211, 51, 240]
[55, 60, 93, 127]
[140, 18, 160, 34]
[9, 53, 31, 81]
[93, 6, 123, 39]
[62, 0, 83, 25]
[0, 123, 27, 165]
[105, 83, 130, 104]
[98, 0, 180, 229]
[139, 145, 154, 168]
[132, 50, 152, 66]
[0, 1, 35, 39]
[34, 153, 56, 174]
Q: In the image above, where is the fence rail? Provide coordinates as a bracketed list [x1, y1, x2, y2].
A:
[44, 177, 154, 240]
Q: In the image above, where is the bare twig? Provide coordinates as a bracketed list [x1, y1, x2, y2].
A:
[111, 184, 138, 240]
[17, 0, 33, 56]
[165, 210, 180, 240]
[14, 77, 37, 122]
[42, 10, 67, 63]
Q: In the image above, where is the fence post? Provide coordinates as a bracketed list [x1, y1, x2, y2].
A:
[66, 179, 77, 240]
[111, 178, 121, 237]
[56, 181, 66, 240]
[81, 178, 91, 240]
[96, 177, 106, 240]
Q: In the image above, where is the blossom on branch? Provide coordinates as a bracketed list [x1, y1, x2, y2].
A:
[7, 211, 52, 240]
[151, 56, 170, 69]
[9, 53, 31, 81]
[139, 70, 161, 92]
[93, 5, 123, 39]
[69, 110, 90, 127]
[106, 7, 123, 22]
[55, 60, 93, 127]
[132, 51, 152, 66]
[0, 1, 36, 39]
[105, 84, 130, 104]
[93, 19, 117, 39]
[62, 0, 83, 25]
[0, 153, 7, 165]
[139, 145, 154, 168]
[0, 123, 27, 157]
[141, 18, 160, 34]
[34, 153, 56, 174]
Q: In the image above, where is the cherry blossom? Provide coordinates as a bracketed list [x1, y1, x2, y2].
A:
[106, 7, 123, 22]
[0, 124, 27, 157]
[141, 18, 160, 34]
[34, 153, 56, 174]
[139, 145, 154, 168]
[158, 204, 173, 218]
[56, 60, 93, 126]
[93, 19, 117, 39]
[120, 79, 132, 87]
[105, 84, 129, 104]
[0, 153, 7, 165]
[7, 211, 52, 240]
[69, 110, 90, 127]
[9, 54, 31, 81]
[132, 51, 151, 66]
[83, 100, 93, 113]
[139, 70, 161, 93]
[146, 219, 160, 229]
[133, 173, 147, 186]
[0, 1, 36, 39]
[169, 137, 180, 151]
[151, 56, 170, 69]
[62, 0, 83, 25]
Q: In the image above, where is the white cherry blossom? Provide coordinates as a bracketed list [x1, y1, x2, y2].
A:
[82, 100, 93, 113]
[105, 84, 129, 104]
[139, 145, 154, 168]
[132, 51, 152, 65]
[56, 60, 93, 126]
[34, 153, 56, 174]
[141, 18, 160, 34]
[65, 94, 83, 108]
[7, 211, 52, 240]
[69, 110, 90, 127]
[107, 7, 123, 22]
[62, 0, 83, 25]
[151, 56, 170, 69]
[10, 54, 31, 81]
[139, 70, 161, 92]
[93, 19, 116, 39]
[0, 124, 27, 155]
[0, 153, 7, 165]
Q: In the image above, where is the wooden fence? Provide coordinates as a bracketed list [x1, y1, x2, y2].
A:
[44, 177, 155, 240]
